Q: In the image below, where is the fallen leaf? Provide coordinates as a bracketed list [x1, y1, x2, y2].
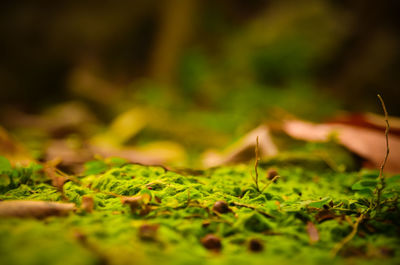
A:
[283, 120, 400, 173]
[91, 108, 147, 147]
[328, 112, 400, 136]
[202, 125, 278, 168]
[306, 221, 319, 244]
[0, 200, 75, 218]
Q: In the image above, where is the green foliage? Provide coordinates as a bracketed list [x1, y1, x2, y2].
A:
[0, 157, 43, 193]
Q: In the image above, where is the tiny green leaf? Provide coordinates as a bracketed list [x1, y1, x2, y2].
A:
[351, 179, 378, 191]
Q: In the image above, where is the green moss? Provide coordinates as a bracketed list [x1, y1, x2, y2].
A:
[0, 159, 399, 265]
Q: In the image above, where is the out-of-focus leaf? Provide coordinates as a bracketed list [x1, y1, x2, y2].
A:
[308, 197, 330, 208]
[361, 173, 379, 179]
[136, 141, 186, 165]
[202, 125, 278, 168]
[91, 141, 186, 167]
[355, 189, 374, 198]
[351, 180, 378, 191]
[283, 120, 400, 173]
[107, 157, 127, 167]
[329, 112, 400, 136]
[91, 108, 147, 147]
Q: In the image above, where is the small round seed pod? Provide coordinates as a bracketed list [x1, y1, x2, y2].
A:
[201, 234, 222, 251]
[212, 201, 230, 214]
[248, 238, 264, 252]
[267, 169, 279, 181]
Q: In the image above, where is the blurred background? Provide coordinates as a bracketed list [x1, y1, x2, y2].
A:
[0, 0, 400, 169]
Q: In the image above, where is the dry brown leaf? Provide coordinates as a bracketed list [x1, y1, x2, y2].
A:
[0, 200, 75, 218]
[283, 120, 400, 173]
[306, 221, 320, 244]
[328, 112, 400, 136]
[202, 125, 278, 168]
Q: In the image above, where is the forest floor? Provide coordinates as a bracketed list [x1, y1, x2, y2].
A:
[0, 139, 399, 265]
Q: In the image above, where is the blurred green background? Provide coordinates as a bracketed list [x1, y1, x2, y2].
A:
[1, 0, 400, 113]
[0, 0, 399, 168]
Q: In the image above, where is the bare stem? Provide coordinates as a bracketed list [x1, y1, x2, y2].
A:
[254, 136, 260, 192]
[376, 94, 390, 211]
[331, 213, 365, 257]
[261, 175, 280, 193]
[331, 95, 390, 257]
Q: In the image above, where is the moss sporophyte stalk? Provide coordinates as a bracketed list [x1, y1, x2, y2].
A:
[0, 154, 400, 265]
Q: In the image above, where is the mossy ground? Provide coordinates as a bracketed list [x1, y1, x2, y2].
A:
[0, 156, 400, 265]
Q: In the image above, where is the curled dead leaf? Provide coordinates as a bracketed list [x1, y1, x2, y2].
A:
[283, 120, 400, 173]
[202, 125, 278, 168]
[328, 112, 400, 136]
[0, 200, 75, 218]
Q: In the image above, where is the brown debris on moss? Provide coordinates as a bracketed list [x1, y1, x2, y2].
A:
[0, 200, 75, 218]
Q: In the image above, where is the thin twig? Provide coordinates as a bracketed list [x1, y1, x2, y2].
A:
[231, 201, 274, 219]
[253, 136, 260, 192]
[331, 95, 390, 257]
[331, 213, 365, 257]
[376, 94, 390, 211]
[377, 94, 390, 178]
[260, 175, 280, 193]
